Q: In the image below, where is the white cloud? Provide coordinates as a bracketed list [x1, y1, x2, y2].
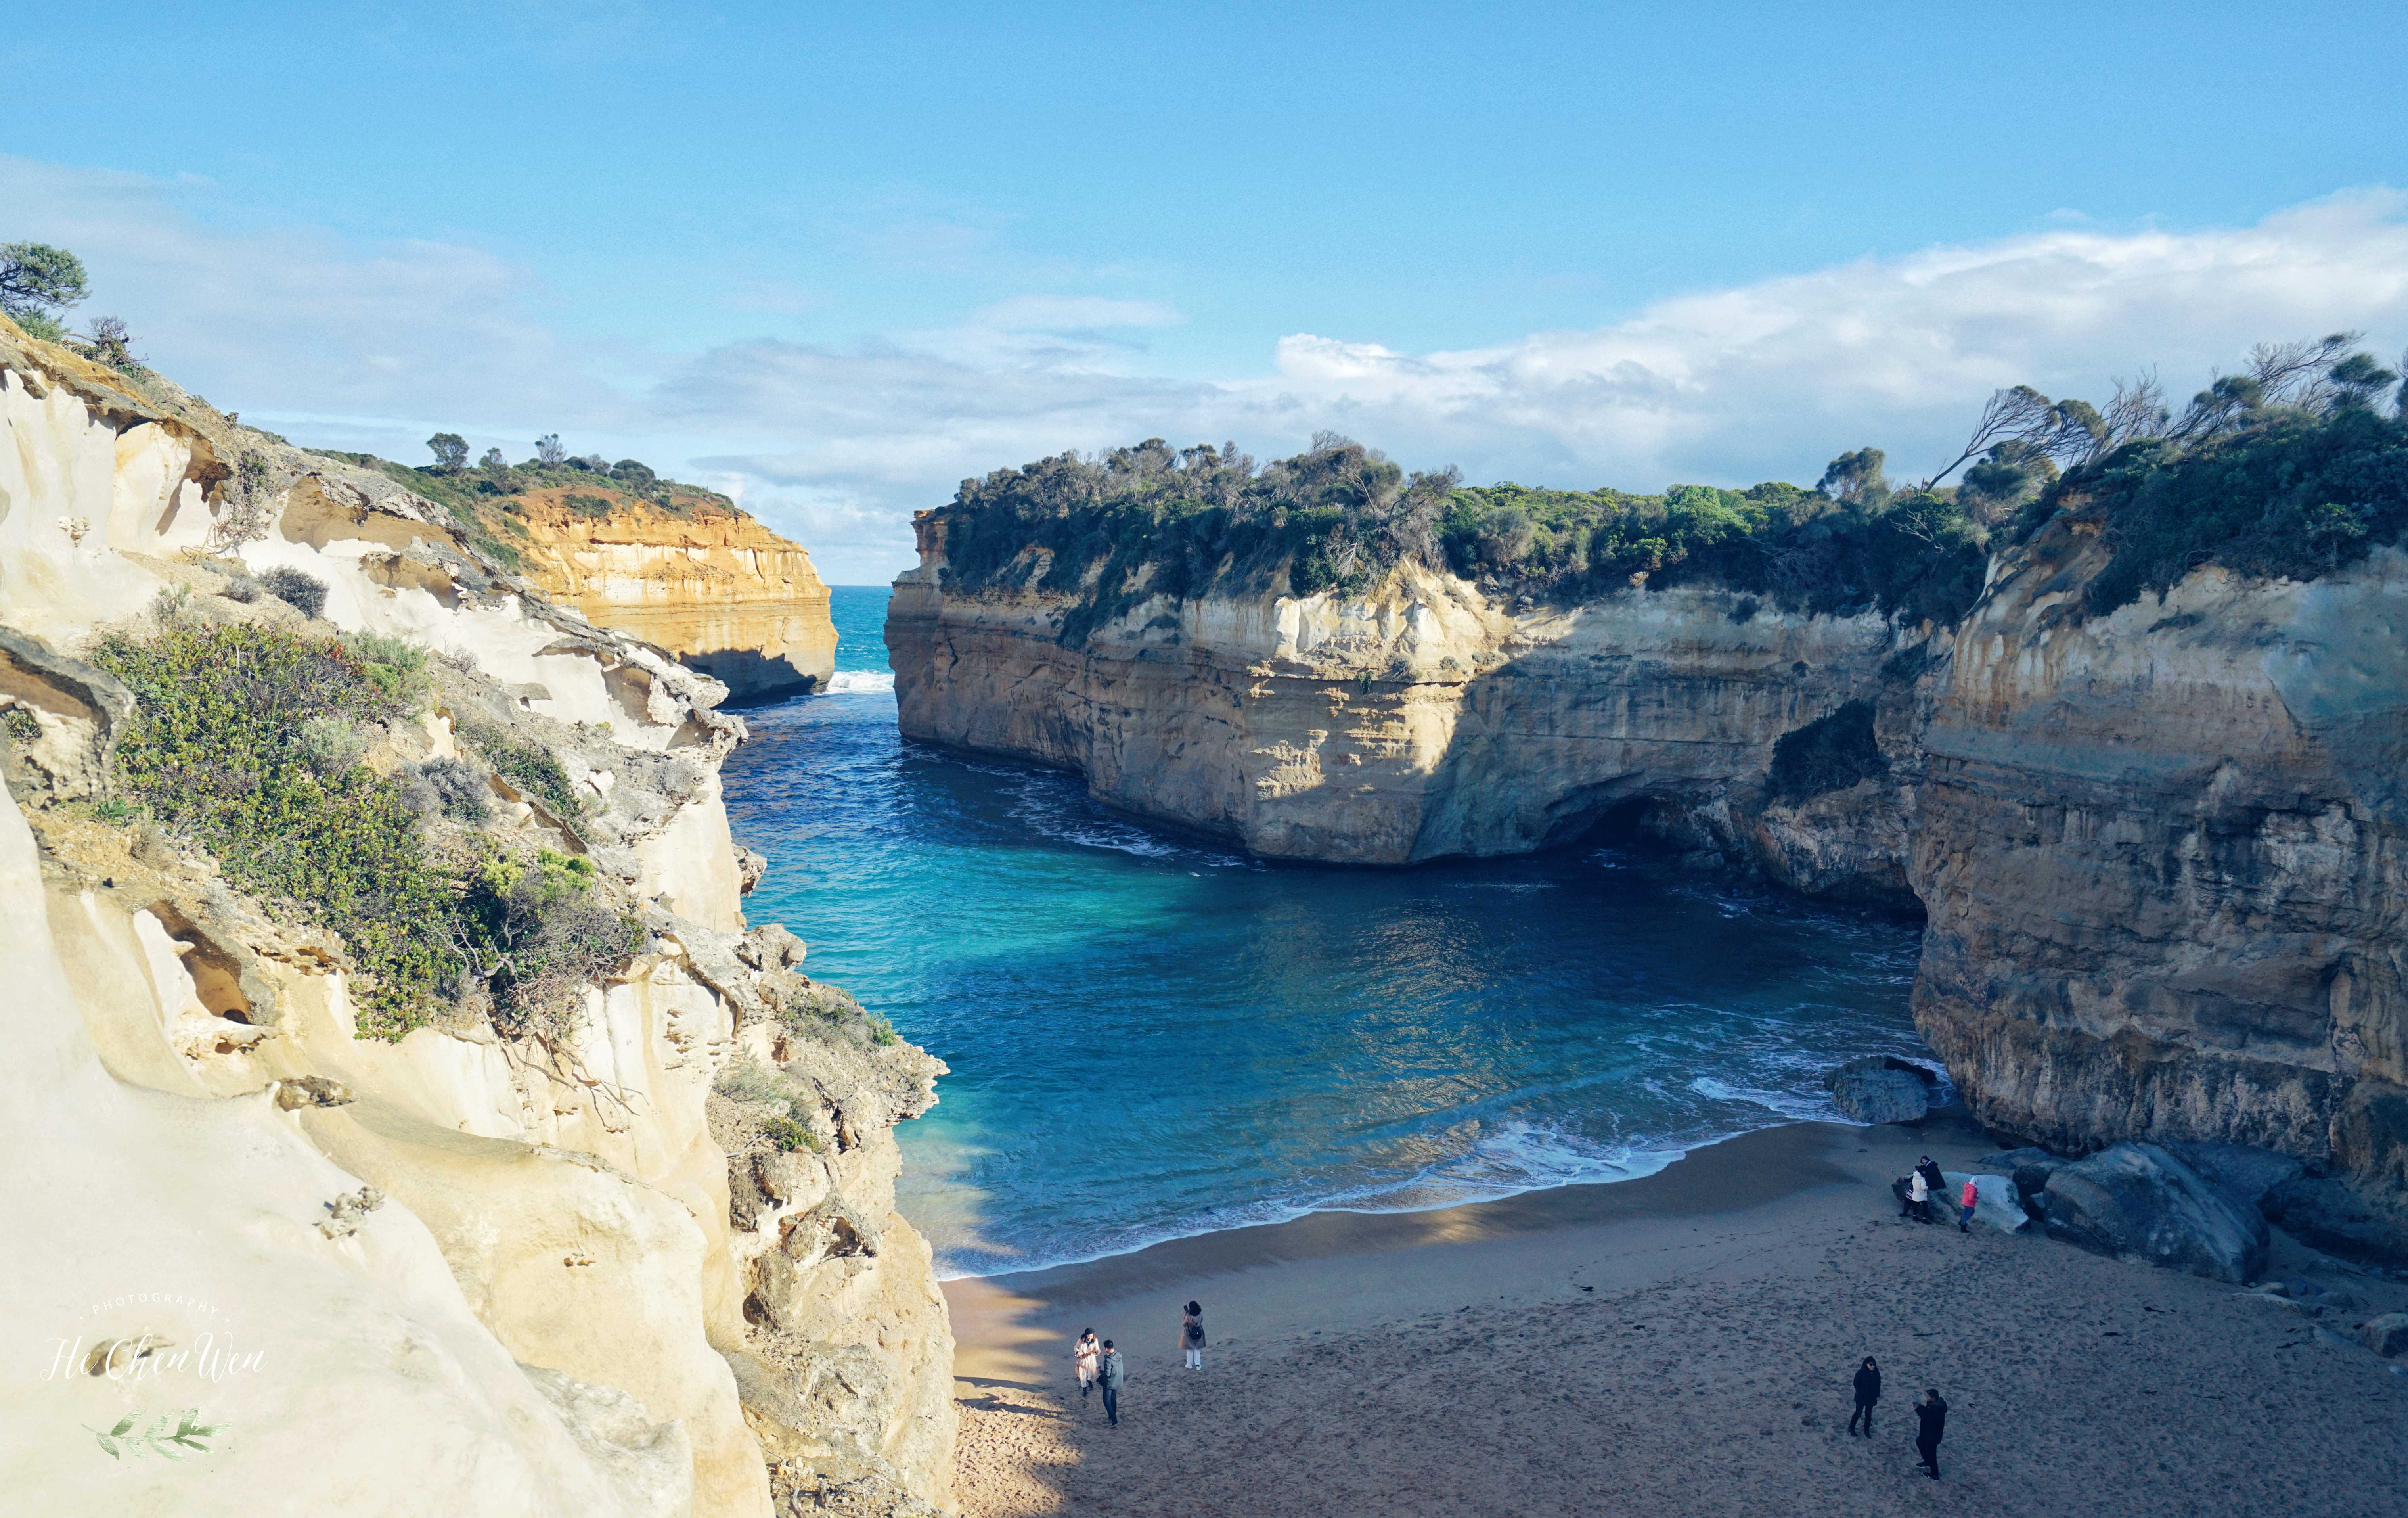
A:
[7, 150, 2406, 583]
[692, 190, 2408, 577]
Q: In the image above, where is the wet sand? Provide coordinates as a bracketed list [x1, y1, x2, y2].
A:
[946, 1117, 2408, 1517]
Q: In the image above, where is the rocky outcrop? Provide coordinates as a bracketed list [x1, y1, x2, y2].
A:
[1910, 507, 2408, 1205]
[0, 318, 949, 1518]
[511, 492, 836, 703]
[1825, 1056, 1937, 1125]
[888, 510, 1924, 897]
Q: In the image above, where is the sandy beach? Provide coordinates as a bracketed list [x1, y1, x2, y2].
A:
[945, 1117, 2408, 1517]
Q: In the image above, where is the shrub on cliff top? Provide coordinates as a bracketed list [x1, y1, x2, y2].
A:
[2033, 341, 2408, 614]
[936, 436, 1987, 640]
[934, 334, 2408, 640]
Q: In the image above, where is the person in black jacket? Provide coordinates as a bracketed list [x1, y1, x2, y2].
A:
[1913, 1388, 1948, 1478]
[1848, 1357, 1881, 1436]
[1096, 1340, 1125, 1426]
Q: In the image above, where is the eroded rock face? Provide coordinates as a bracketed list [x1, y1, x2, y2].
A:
[0, 317, 950, 1518]
[887, 511, 1922, 895]
[1910, 513, 2408, 1198]
[511, 495, 836, 703]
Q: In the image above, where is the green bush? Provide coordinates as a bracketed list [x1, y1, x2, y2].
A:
[777, 980, 901, 1046]
[90, 621, 461, 1032]
[457, 717, 586, 827]
[760, 1114, 821, 1153]
[454, 848, 635, 1039]
[2054, 403, 2408, 615]
[90, 623, 634, 1039]
[257, 565, 327, 618]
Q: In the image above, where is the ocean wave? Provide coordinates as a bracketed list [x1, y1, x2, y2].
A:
[928, 1122, 1706, 1280]
[1686, 1074, 1840, 1123]
[822, 670, 895, 694]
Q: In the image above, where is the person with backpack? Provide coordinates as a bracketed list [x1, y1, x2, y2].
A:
[1848, 1356, 1880, 1436]
[1096, 1339, 1124, 1426]
[1914, 1388, 1949, 1478]
[1072, 1328, 1101, 1400]
[1179, 1300, 1207, 1370]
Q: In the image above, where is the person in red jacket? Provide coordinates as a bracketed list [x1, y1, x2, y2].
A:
[1958, 1175, 1979, 1233]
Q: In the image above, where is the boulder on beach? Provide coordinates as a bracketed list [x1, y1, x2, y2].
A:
[1941, 1170, 2031, 1232]
[2040, 1142, 2269, 1283]
[1826, 1056, 1937, 1125]
[2163, 1142, 2306, 1214]
[2262, 1174, 2408, 1267]
[2361, 1313, 2408, 1359]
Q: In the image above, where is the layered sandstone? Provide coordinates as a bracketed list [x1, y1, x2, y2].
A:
[511, 491, 836, 703]
[888, 510, 1921, 890]
[0, 320, 950, 1518]
[1910, 508, 2408, 1194]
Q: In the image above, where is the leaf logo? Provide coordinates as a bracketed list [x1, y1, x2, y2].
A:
[87, 1408, 226, 1460]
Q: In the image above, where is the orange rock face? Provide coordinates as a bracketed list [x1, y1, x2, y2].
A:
[508, 488, 835, 700]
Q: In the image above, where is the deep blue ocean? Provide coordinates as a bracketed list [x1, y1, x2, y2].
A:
[724, 585, 1929, 1279]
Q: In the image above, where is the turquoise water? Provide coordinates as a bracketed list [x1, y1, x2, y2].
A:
[725, 586, 1930, 1279]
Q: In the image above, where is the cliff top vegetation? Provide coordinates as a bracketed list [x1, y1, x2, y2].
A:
[2027, 335, 2408, 614]
[932, 333, 2408, 642]
[312, 436, 743, 573]
[934, 434, 1988, 641]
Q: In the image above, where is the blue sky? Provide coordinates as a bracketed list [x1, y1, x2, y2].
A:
[6, 2, 2408, 579]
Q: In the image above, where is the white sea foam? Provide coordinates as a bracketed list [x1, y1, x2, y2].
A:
[929, 1123, 1703, 1280]
[823, 670, 895, 694]
[1687, 1074, 1839, 1123]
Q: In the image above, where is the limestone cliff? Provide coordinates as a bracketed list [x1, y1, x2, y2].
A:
[505, 490, 837, 704]
[0, 320, 951, 1518]
[886, 492, 2408, 1213]
[1910, 504, 2408, 1200]
[888, 509, 1922, 895]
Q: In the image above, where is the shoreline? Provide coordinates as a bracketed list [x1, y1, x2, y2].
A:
[945, 1115, 1960, 1384]
[946, 1116, 2408, 1517]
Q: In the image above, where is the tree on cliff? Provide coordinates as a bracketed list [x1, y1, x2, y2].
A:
[426, 433, 470, 472]
[534, 434, 565, 467]
[0, 241, 90, 341]
[1817, 448, 1891, 508]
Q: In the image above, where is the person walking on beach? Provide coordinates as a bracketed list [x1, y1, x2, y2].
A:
[1916, 1156, 1946, 1205]
[1072, 1328, 1101, 1400]
[1906, 1166, 1930, 1223]
[1913, 1388, 1948, 1479]
[1097, 1340, 1124, 1426]
[1958, 1175, 1979, 1233]
[1848, 1356, 1880, 1437]
[1179, 1300, 1207, 1371]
